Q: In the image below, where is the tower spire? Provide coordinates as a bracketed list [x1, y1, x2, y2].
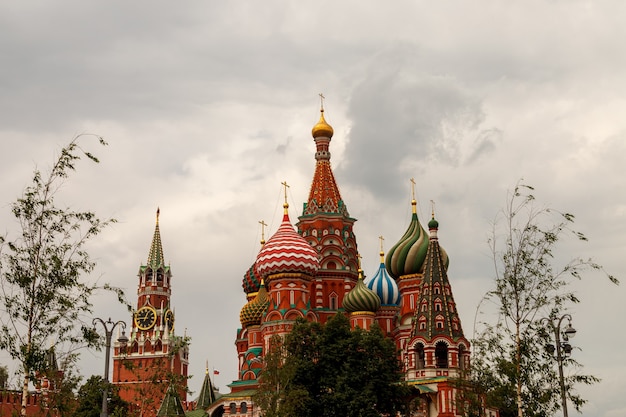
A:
[147, 207, 165, 269]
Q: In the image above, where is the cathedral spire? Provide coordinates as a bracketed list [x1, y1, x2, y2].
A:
[411, 213, 465, 340]
[303, 97, 347, 217]
[147, 208, 165, 269]
[195, 362, 218, 410]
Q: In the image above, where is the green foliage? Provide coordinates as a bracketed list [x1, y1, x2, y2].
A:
[0, 135, 125, 412]
[0, 365, 8, 389]
[255, 314, 408, 417]
[72, 375, 128, 417]
[472, 182, 617, 417]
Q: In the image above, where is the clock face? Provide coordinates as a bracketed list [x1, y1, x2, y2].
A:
[164, 309, 174, 330]
[135, 306, 157, 330]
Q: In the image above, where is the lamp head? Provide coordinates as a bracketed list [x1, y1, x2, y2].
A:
[563, 323, 577, 340]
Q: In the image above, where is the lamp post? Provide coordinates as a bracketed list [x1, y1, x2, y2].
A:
[92, 317, 128, 417]
[540, 314, 577, 417]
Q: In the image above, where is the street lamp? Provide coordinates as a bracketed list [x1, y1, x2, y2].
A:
[540, 314, 576, 417]
[93, 317, 128, 417]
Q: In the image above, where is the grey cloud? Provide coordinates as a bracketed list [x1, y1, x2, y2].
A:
[465, 128, 502, 165]
[339, 50, 484, 200]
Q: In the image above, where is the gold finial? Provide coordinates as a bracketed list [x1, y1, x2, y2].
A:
[357, 253, 363, 279]
[156, 207, 160, 224]
[281, 181, 290, 213]
[312, 95, 334, 138]
[259, 220, 267, 245]
[205, 360, 209, 375]
[410, 178, 417, 213]
[430, 200, 435, 219]
[379, 236, 385, 262]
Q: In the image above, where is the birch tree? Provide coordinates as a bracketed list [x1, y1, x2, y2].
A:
[0, 135, 121, 415]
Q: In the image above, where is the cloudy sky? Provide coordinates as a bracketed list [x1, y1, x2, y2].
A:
[1, 1, 624, 415]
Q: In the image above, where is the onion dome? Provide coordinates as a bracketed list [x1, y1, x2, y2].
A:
[366, 248, 400, 307]
[343, 267, 381, 313]
[242, 263, 261, 294]
[385, 198, 430, 279]
[242, 222, 268, 294]
[311, 108, 334, 139]
[256, 200, 320, 280]
[239, 280, 270, 327]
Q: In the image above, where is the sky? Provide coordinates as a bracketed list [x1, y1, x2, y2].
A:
[0, 1, 624, 415]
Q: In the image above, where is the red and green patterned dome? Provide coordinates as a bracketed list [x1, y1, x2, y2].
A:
[242, 262, 261, 294]
[256, 206, 320, 280]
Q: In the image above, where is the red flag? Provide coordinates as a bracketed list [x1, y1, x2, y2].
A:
[213, 370, 220, 375]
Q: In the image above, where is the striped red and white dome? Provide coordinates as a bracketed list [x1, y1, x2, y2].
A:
[256, 212, 320, 279]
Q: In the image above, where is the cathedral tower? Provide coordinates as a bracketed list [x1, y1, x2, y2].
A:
[296, 99, 359, 324]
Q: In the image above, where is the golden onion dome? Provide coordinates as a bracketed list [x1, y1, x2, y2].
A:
[239, 281, 270, 327]
[311, 109, 334, 138]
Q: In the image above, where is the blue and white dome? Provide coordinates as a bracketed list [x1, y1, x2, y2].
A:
[366, 250, 400, 307]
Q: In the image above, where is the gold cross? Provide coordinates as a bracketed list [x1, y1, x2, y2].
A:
[410, 178, 416, 200]
[379, 235, 384, 253]
[259, 220, 267, 243]
[281, 181, 290, 205]
[319, 93, 325, 110]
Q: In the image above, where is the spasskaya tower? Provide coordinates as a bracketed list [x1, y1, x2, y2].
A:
[112, 209, 189, 417]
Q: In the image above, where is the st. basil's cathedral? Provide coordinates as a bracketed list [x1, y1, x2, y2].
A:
[110, 101, 498, 417]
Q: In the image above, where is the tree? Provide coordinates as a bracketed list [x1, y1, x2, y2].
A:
[255, 314, 408, 417]
[472, 183, 618, 417]
[0, 135, 122, 416]
[0, 365, 8, 389]
[72, 375, 128, 417]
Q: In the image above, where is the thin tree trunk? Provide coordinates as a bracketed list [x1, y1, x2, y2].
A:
[21, 373, 29, 416]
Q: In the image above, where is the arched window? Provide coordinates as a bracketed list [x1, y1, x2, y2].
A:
[229, 402, 236, 414]
[435, 341, 448, 368]
[459, 345, 467, 370]
[330, 293, 338, 311]
[435, 314, 445, 329]
[415, 343, 425, 369]
[419, 316, 427, 330]
[240, 402, 248, 413]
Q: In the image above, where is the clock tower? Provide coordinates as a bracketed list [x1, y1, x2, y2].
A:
[112, 209, 189, 417]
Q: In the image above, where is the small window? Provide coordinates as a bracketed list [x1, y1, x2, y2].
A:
[241, 402, 248, 413]
[229, 402, 236, 414]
